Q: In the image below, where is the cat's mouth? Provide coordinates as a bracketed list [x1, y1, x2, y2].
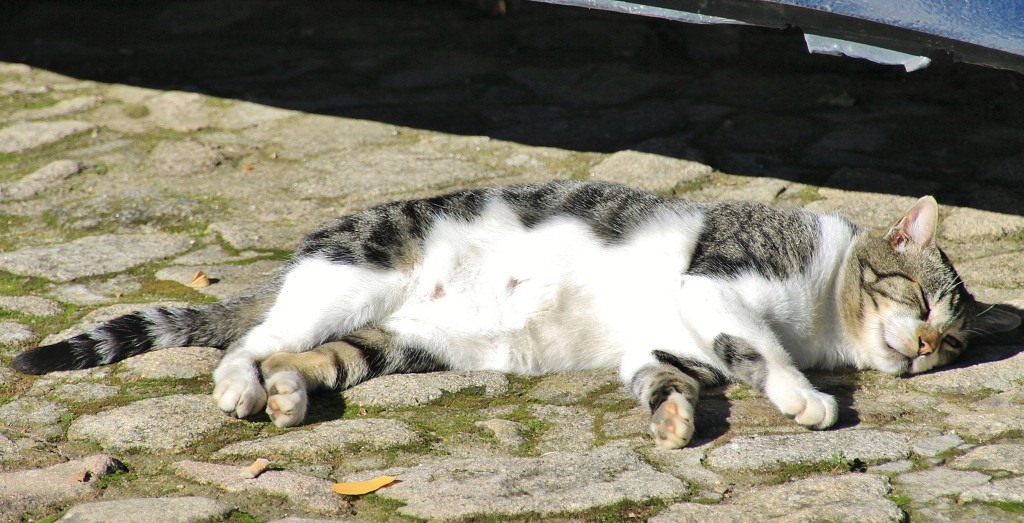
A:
[885, 343, 915, 360]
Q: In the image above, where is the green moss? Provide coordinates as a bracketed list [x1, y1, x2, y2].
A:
[890, 494, 913, 507]
[120, 376, 213, 402]
[0, 275, 85, 347]
[0, 123, 104, 185]
[724, 383, 755, 400]
[672, 175, 711, 195]
[0, 271, 51, 295]
[354, 494, 420, 522]
[0, 213, 31, 249]
[987, 501, 1024, 513]
[457, 497, 674, 523]
[390, 387, 499, 442]
[781, 185, 823, 204]
[826, 450, 866, 473]
[130, 128, 200, 152]
[0, 92, 59, 113]
[973, 387, 1000, 398]
[130, 277, 216, 305]
[765, 452, 866, 484]
[123, 103, 150, 119]
[206, 96, 235, 109]
[42, 194, 219, 240]
[0, 152, 17, 167]
[582, 498, 675, 523]
[92, 466, 138, 490]
[551, 151, 604, 180]
[189, 420, 272, 455]
[225, 510, 264, 523]
[889, 493, 915, 521]
[333, 378, 554, 457]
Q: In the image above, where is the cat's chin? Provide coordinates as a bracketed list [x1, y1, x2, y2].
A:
[907, 353, 939, 374]
[866, 343, 913, 375]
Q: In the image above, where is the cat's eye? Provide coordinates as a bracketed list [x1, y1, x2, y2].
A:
[916, 285, 930, 320]
[943, 336, 963, 349]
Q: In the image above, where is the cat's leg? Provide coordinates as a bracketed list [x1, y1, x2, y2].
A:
[622, 351, 727, 448]
[213, 259, 406, 418]
[674, 279, 838, 430]
[629, 363, 699, 448]
[710, 332, 838, 430]
[259, 326, 448, 427]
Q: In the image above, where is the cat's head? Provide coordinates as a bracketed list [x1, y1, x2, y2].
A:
[844, 196, 1020, 375]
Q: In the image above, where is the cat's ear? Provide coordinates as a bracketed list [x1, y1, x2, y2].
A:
[887, 196, 938, 251]
[969, 303, 1022, 334]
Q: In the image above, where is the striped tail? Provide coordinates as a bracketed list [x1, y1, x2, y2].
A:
[11, 289, 276, 375]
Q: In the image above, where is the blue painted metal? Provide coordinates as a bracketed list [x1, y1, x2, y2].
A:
[535, 0, 1024, 73]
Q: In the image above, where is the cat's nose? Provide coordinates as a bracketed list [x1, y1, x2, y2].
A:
[918, 338, 934, 355]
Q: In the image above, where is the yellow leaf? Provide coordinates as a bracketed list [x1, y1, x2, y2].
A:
[189, 271, 211, 288]
[331, 475, 397, 496]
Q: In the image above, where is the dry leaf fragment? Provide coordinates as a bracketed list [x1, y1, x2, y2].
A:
[331, 475, 397, 495]
[240, 458, 271, 479]
[243, 164, 254, 171]
[189, 271, 211, 288]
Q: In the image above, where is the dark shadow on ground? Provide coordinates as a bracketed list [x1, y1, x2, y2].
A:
[805, 372, 861, 429]
[2, 0, 1024, 215]
[692, 391, 732, 442]
[302, 391, 349, 425]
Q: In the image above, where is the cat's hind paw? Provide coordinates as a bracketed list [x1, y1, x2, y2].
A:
[213, 376, 268, 419]
[650, 391, 695, 449]
[265, 372, 308, 428]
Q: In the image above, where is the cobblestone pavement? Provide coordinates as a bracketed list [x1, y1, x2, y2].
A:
[2, 1, 1024, 522]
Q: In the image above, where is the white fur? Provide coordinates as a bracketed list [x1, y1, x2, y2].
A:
[215, 258, 406, 417]
[217, 202, 854, 427]
[384, 201, 705, 374]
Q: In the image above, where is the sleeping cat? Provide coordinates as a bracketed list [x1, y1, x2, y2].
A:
[12, 181, 1019, 448]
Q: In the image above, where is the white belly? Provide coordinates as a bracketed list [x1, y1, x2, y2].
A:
[381, 201, 702, 374]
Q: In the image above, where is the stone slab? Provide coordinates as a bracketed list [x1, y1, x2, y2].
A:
[216, 418, 420, 461]
[346, 446, 687, 521]
[155, 260, 283, 299]
[960, 476, 1024, 504]
[0, 233, 193, 282]
[0, 455, 125, 523]
[58, 496, 231, 523]
[0, 295, 62, 317]
[116, 346, 221, 379]
[0, 120, 95, 153]
[343, 371, 508, 407]
[950, 444, 1024, 474]
[894, 467, 991, 503]
[172, 460, 341, 514]
[67, 394, 239, 452]
[650, 474, 902, 523]
[705, 430, 911, 471]
[0, 159, 84, 200]
[908, 345, 1024, 394]
[587, 150, 712, 194]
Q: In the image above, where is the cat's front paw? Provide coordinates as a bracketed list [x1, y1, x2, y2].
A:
[650, 391, 695, 449]
[778, 388, 835, 429]
[265, 372, 308, 428]
[788, 389, 838, 430]
[213, 376, 268, 419]
[765, 374, 838, 430]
